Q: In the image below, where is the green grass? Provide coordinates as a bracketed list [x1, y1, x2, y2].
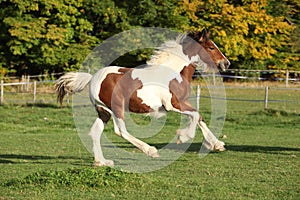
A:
[0, 87, 300, 199]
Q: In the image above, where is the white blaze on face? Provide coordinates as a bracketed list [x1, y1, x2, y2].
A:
[211, 41, 230, 69]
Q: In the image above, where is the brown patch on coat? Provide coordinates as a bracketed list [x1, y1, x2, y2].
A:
[99, 68, 152, 120]
[169, 64, 196, 112]
[96, 106, 111, 123]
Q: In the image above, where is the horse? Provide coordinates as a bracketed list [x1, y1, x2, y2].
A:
[55, 29, 230, 167]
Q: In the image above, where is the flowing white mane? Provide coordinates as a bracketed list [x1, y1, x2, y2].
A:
[146, 33, 194, 72]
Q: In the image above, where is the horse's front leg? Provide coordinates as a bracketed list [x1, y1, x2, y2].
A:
[176, 111, 200, 144]
[171, 100, 225, 151]
[176, 112, 226, 151]
[198, 120, 226, 152]
[167, 99, 199, 144]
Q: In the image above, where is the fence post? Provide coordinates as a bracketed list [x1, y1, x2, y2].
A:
[66, 93, 70, 106]
[33, 81, 37, 103]
[21, 75, 25, 92]
[0, 80, 3, 105]
[285, 70, 289, 87]
[213, 72, 216, 86]
[196, 85, 201, 112]
[26, 75, 30, 92]
[264, 86, 269, 109]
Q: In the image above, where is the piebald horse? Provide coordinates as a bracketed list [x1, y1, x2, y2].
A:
[56, 30, 230, 167]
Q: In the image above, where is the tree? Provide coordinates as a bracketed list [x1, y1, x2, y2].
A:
[82, 0, 190, 67]
[175, 0, 297, 70]
[83, 0, 131, 39]
[266, 0, 300, 71]
[0, 0, 98, 76]
[0, 0, 298, 76]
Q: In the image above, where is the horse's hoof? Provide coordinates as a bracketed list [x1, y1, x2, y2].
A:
[177, 135, 191, 144]
[214, 146, 226, 152]
[105, 160, 115, 167]
[213, 141, 226, 152]
[176, 138, 182, 144]
[93, 160, 114, 167]
[176, 130, 183, 144]
[176, 129, 182, 136]
[148, 146, 160, 158]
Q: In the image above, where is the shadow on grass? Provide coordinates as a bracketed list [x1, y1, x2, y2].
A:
[104, 142, 196, 152]
[104, 141, 300, 155]
[250, 109, 300, 117]
[225, 144, 300, 153]
[24, 103, 62, 108]
[2, 144, 299, 165]
[0, 154, 90, 164]
[0, 103, 64, 108]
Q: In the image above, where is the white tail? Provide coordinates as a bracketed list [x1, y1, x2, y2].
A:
[55, 72, 92, 105]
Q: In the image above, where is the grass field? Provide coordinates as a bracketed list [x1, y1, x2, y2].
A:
[0, 86, 299, 199]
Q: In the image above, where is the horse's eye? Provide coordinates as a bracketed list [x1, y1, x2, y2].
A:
[209, 47, 215, 50]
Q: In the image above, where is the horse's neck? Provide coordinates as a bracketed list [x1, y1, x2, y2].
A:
[180, 64, 195, 83]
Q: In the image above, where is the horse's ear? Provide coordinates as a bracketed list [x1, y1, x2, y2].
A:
[195, 31, 202, 41]
[187, 31, 200, 41]
[199, 29, 210, 42]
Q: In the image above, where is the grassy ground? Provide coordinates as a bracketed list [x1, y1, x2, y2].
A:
[0, 87, 299, 199]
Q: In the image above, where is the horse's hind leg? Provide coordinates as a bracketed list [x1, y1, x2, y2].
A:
[112, 115, 160, 158]
[89, 118, 114, 167]
[96, 106, 121, 136]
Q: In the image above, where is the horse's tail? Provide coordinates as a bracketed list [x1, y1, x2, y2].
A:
[55, 72, 93, 106]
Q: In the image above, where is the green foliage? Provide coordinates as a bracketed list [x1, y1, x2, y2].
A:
[176, 0, 298, 70]
[3, 167, 141, 189]
[0, 0, 99, 75]
[0, 0, 299, 75]
[83, 0, 131, 38]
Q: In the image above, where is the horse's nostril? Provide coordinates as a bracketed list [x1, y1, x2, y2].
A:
[224, 60, 230, 69]
[217, 60, 230, 71]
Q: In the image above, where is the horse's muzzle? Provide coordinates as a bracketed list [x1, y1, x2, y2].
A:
[218, 60, 230, 72]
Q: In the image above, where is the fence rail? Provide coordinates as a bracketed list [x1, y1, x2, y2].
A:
[195, 69, 300, 87]
[1, 79, 299, 114]
[3, 69, 300, 85]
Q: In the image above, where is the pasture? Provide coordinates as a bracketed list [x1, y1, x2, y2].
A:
[0, 86, 299, 199]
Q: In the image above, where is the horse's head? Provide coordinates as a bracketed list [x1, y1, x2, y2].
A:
[186, 29, 230, 72]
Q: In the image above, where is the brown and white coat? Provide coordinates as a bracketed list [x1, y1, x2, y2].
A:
[56, 30, 230, 166]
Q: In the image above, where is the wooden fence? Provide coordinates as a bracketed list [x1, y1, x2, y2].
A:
[1, 80, 41, 105]
[196, 69, 300, 87]
[0, 80, 70, 105]
[1, 79, 299, 111]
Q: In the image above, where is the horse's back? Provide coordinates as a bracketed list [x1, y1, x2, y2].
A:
[89, 66, 124, 105]
[133, 65, 183, 84]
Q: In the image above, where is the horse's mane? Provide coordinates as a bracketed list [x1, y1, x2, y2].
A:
[146, 33, 190, 66]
